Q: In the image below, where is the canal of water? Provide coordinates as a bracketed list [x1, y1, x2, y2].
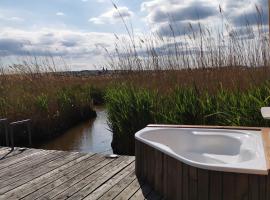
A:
[40, 107, 112, 154]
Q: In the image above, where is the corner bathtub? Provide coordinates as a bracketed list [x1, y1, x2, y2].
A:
[135, 125, 270, 200]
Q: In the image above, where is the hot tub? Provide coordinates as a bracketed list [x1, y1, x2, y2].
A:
[135, 125, 270, 200]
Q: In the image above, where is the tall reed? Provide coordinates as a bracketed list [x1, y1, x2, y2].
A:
[105, 4, 269, 73]
[106, 83, 270, 154]
[105, 4, 270, 154]
[0, 56, 107, 145]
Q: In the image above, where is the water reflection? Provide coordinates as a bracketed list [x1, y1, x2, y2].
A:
[41, 108, 112, 154]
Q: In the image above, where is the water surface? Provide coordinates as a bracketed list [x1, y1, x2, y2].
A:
[41, 108, 112, 154]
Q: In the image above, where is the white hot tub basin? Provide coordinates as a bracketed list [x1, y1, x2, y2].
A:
[135, 127, 268, 175]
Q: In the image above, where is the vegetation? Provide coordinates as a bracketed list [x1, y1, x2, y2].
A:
[105, 5, 270, 155]
[105, 4, 269, 71]
[106, 79, 270, 155]
[0, 60, 109, 146]
[1, 4, 270, 155]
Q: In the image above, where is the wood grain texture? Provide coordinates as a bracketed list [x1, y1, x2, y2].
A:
[262, 129, 270, 169]
[0, 147, 160, 200]
[136, 139, 270, 200]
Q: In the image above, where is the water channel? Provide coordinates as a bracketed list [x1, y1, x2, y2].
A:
[41, 107, 112, 154]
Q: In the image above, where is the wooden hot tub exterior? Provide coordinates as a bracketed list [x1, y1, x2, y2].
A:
[135, 125, 270, 200]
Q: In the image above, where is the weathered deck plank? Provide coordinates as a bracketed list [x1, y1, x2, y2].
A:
[98, 171, 137, 200]
[0, 147, 32, 161]
[0, 152, 82, 194]
[22, 155, 108, 200]
[0, 148, 44, 170]
[0, 147, 160, 200]
[113, 178, 141, 200]
[129, 182, 153, 200]
[85, 164, 136, 200]
[0, 149, 60, 179]
[0, 153, 95, 199]
[52, 156, 134, 199]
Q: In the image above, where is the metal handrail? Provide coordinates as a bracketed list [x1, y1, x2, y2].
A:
[0, 118, 9, 146]
[9, 119, 32, 149]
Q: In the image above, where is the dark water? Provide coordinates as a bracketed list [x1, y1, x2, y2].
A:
[41, 107, 113, 154]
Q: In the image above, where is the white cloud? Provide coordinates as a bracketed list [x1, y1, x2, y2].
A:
[140, 0, 267, 37]
[89, 17, 105, 24]
[56, 12, 65, 16]
[82, 0, 105, 3]
[0, 15, 24, 22]
[9, 17, 24, 22]
[0, 27, 120, 70]
[89, 6, 133, 25]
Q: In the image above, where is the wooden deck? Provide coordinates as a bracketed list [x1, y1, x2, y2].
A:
[0, 147, 162, 200]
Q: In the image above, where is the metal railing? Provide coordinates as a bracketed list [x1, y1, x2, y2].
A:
[0, 118, 9, 146]
[9, 119, 32, 149]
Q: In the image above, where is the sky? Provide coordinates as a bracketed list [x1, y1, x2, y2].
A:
[0, 0, 268, 70]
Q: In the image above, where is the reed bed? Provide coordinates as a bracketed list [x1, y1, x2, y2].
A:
[1, 4, 270, 153]
[106, 82, 270, 155]
[105, 5, 270, 154]
[0, 57, 109, 146]
[105, 4, 269, 72]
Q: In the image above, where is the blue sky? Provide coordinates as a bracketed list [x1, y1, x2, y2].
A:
[0, 0, 145, 32]
[0, 0, 268, 70]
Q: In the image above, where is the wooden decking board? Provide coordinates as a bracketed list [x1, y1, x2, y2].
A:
[22, 154, 108, 200]
[0, 147, 161, 200]
[85, 163, 136, 200]
[1, 153, 95, 200]
[0, 147, 16, 154]
[0, 149, 43, 170]
[70, 158, 135, 199]
[98, 170, 137, 200]
[0, 149, 35, 165]
[0, 150, 72, 183]
[31, 156, 117, 199]
[0, 149, 57, 179]
[129, 182, 153, 200]
[84, 163, 136, 200]
[0, 147, 12, 156]
[0, 148, 31, 161]
[53, 156, 134, 199]
[144, 190, 163, 200]
[70, 157, 135, 199]
[0, 147, 9, 151]
[0, 152, 81, 194]
[34, 156, 113, 199]
[113, 178, 141, 200]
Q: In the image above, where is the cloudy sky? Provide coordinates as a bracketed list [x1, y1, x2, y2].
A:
[0, 0, 268, 70]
